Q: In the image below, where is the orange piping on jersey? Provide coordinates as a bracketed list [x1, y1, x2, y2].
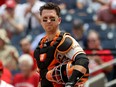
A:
[72, 51, 85, 61]
[66, 61, 74, 78]
[39, 32, 60, 48]
[56, 35, 73, 54]
[50, 33, 60, 46]
[39, 36, 47, 48]
[53, 33, 67, 61]
[47, 58, 60, 70]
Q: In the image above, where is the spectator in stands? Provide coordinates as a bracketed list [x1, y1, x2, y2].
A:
[0, 0, 28, 54]
[0, 0, 26, 39]
[76, 0, 89, 12]
[73, 0, 96, 24]
[24, 0, 45, 35]
[85, 30, 114, 80]
[97, 0, 116, 24]
[13, 54, 40, 87]
[0, 29, 19, 72]
[77, 0, 109, 12]
[20, 37, 37, 70]
[0, 61, 14, 87]
[71, 19, 87, 48]
[62, 0, 77, 10]
[1, 66, 13, 84]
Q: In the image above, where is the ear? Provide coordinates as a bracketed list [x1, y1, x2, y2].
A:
[58, 17, 61, 24]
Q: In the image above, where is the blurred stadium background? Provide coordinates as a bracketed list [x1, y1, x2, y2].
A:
[0, 0, 116, 87]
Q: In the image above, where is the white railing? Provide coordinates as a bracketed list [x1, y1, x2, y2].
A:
[90, 59, 116, 74]
[85, 59, 116, 87]
[106, 79, 116, 87]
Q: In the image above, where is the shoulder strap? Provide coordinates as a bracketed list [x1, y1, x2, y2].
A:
[56, 33, 73, 54]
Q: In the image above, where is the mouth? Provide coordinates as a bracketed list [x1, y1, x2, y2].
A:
[47, 26, 53, 29]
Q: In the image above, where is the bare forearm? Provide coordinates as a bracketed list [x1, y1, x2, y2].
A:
[95, 59, 113, 72]
[104, 65, 113, 72]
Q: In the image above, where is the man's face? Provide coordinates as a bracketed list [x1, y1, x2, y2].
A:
[87, 35, 100, 49]
[40, 10, 61, 33]
[19, 61, 32, 76]
[20, 40, 31, 53]
[73, 28, 83, 38]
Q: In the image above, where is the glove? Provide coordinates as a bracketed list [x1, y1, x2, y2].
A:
[65, 82, 74, 87]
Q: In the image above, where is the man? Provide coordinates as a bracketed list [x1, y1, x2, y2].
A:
[0, 61, 14, 87]
[24, 0, 45, 35]
[85, 30, 114, 80]
[20, 37, 37, 70]
[1, 0, 25, 35]
[96, 0, 116, 24]
[13, 54, 40, 87]
[34, 3, 89, 87]
[71, 19, 87, 48]
[0, 29, 19, 72]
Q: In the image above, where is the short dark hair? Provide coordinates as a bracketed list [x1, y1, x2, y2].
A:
[73, 19, 84, 29]
[87, 30, 100, 40]
[40, 2, 61, 17]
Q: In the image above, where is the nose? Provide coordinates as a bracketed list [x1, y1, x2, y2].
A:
[47, 19, 51, 23]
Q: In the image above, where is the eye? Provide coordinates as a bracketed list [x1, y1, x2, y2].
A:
[50, 18, 55, 21]
[43, 19, 47, 22]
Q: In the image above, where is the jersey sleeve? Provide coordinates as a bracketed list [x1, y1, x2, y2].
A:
[56, 35, 85, 61]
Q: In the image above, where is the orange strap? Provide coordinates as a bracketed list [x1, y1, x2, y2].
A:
[39, 33, 60, 48]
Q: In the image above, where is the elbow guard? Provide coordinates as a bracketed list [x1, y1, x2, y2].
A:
[67, 54, 89, 86]
[74, 53, 89, 72]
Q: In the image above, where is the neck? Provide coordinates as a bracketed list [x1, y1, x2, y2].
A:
[24, 51, 30, 54]
[24, 72, 31, 78]
[46, 29, 60, 41]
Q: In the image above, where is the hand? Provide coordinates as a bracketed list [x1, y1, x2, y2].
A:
[93, 56, 103, 65]
[10, 51, 18, 63]
[25, 5, 32, 16]
[65, 82, 74, 87]
[2, 12, 11, 21]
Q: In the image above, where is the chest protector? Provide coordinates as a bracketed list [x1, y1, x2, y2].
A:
[34, 32, 69, 81]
